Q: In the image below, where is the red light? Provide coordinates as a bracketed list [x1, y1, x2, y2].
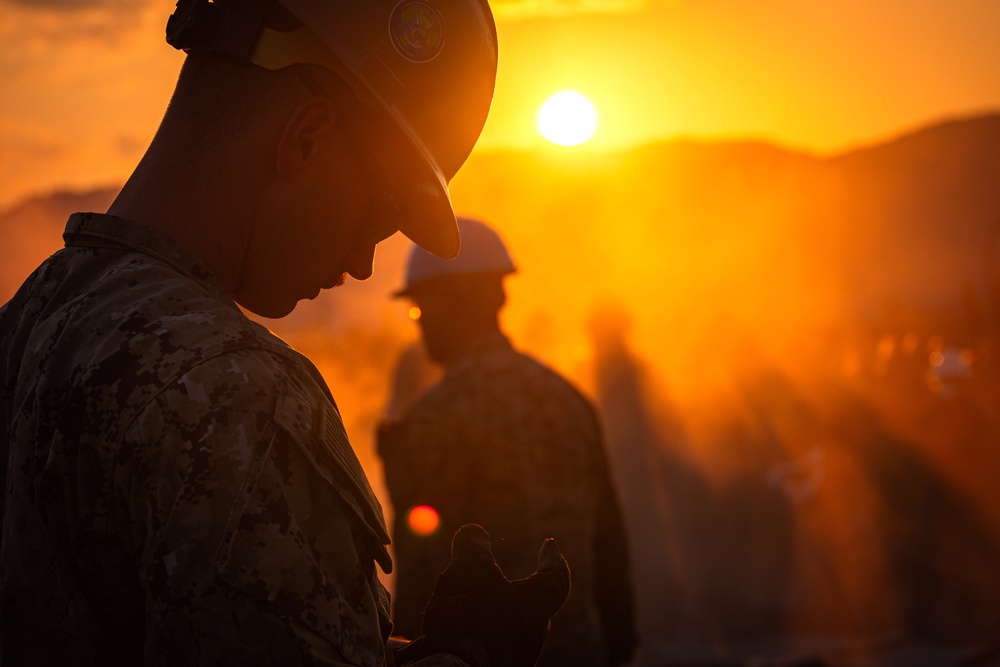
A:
[408, 505, 440, 536]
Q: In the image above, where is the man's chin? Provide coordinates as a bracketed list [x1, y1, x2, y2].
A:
[234, 293, 296, 320]
[234, 275, 347, 319]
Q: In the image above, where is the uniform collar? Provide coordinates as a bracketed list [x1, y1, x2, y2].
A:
[63, 212, 234, 307]
[444, 331, 513, 373]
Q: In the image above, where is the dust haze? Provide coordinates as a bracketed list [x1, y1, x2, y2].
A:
[3, 114, 1000, 662]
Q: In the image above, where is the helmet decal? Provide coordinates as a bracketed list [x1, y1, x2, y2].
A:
[389, 0, 445, 63]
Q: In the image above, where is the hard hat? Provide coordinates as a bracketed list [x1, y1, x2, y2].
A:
[165, 0, 498, 258]
[395, 216, 516, 296]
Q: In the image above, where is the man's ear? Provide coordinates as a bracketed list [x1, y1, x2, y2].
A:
[274, 96, 339, 177]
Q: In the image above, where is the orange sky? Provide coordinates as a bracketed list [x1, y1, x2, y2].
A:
[3, 5, 1000, 641]
[1, 0, 999, 210]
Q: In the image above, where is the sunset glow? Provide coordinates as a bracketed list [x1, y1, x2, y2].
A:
[2, 1, 1000, 206]
[2, 0, 1000, 658]
[536, 91, 598, 146]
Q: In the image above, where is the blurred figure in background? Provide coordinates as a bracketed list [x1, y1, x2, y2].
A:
[378, 217, 637, 666]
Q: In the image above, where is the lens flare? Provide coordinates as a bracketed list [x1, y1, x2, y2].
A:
[408, 306, 422, 320]
[407, 505, 440, 535]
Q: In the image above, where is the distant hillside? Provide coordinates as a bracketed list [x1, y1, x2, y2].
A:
[826, 114, 1000, 315]
[447, 113, 1000, 356]
[3, 114, 999, 346]
[0, 186, 118, 301]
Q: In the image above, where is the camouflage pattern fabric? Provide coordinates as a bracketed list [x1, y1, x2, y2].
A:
[0, 212, 467, 667]
[378, 334, 637, 666]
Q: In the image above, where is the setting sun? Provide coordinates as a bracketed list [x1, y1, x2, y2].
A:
[536, 91, 598, 146]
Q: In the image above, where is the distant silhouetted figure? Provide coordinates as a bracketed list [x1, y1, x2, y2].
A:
[586, 300, 688, 661]
[378, 217, 637, 666]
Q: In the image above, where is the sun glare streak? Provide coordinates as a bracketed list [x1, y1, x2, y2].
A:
[537, 91, 598, 146]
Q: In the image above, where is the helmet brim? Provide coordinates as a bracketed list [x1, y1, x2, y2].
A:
[252, 25, 462, 259]
[361, 107, 461, 259]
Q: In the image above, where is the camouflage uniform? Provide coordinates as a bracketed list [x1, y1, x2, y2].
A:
[378, 334, 637, 666]
[0, 213, 466, 666]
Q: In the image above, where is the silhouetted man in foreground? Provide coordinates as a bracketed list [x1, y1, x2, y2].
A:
[379, 217, 637, 666]
[0, 1, 569, 664]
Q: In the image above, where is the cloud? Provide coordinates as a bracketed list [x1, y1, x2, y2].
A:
[0, 121, 69, 210]
[491, 0, 675, 20]
[0, 0, 146, 10]
[0, 0, 178, 209]
[0, 0, 668, 28]
[0, 0, 164, 49]
[114, 134, 147, 160]
[0, 0, 170, 69]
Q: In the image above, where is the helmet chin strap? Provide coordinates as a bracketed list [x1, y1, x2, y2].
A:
[166, 0, 264, 64]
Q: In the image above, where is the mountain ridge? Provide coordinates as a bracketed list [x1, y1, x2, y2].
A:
[4, 113, 999, 333]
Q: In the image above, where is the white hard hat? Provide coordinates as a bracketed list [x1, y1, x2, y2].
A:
[396, 217, 515, 295]
[166, 0, 498, 259]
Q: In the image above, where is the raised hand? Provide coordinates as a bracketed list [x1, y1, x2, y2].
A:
[394, 524, 571, 667]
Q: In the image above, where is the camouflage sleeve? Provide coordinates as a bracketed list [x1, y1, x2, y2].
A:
[117, 350, 389, 666]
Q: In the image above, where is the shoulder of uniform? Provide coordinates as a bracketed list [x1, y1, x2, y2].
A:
[167, 343, 394, 570]
[271, 359, 392, 572]
[504, 348, 594, 400]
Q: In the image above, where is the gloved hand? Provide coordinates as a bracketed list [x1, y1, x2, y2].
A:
[393, 524, 571, 667]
